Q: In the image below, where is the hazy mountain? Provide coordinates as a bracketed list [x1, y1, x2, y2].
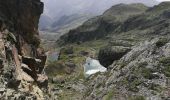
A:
[41, 0, 158, 19]
[50, 14, 92, 33]
[39, 0, 159, 32]
[39, 14, 53, 30]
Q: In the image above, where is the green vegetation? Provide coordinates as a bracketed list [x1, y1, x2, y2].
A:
[159, 57, 170, 77]
[128, 78, 141, 92]
[103, 89, 116, 100]
[156, 38, 169, 47]
[141, 68, 153, 79]
[46, 61, 66, 77]
[128, 95, 145, 100]
[148, 83, 162, 93]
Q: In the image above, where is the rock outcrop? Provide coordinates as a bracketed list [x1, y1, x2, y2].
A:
[0, 0, 48, 99]
[98, 46, 131, 67]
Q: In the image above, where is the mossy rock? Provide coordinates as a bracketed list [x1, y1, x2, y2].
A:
[156, 38, 169, 47]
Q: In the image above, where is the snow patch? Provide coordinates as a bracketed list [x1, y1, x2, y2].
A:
[84, 57, 107, 77]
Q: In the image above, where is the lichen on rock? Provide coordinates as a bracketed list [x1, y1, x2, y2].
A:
[0, 0, 48, 99]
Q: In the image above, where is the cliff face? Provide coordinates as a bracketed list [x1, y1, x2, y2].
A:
[0, 0, 48, 99]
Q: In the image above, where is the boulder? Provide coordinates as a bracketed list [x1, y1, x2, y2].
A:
[52, 76, 65, 84]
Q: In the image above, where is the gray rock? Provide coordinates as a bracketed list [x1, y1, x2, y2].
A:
[98, 46, 131, 67]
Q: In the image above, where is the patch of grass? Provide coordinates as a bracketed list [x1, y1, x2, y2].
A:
[148, 83, 162, 93]
[159, 57, 170, 66]
[103, 89, 115, 100]
[128, 78, 142, 92]
[141, 68, 153, 79]
[156, 38, 169, 47]
[159, 57, 170, 77]
[128, 95, 145, 100]
[117, 61, 128, 69]
[138, 61, 148, 68]
[45, 61, 66, 77]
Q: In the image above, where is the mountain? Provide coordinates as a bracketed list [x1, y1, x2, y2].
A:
[39, 14, 53, 30]
[39, 0, 159, 32]
[50, 2, 170, 99]
[58, 3, 149, 44]
[40, 14, 93, 33]
[42, 0, 158, 19]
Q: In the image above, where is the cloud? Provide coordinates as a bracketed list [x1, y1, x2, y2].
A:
[156, 0, 170, 2]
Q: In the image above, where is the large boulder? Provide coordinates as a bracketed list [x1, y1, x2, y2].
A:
[98, 46, 131, 67]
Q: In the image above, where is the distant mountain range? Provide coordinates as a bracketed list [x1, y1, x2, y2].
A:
[39, 13, 93, 33]
[39, 0, 159, 33]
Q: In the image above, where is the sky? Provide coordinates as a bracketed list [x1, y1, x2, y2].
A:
[156, 0, 170, 2]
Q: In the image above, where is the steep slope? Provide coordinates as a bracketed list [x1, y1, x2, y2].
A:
[85, 38, 170, 100]
[58, 3, 148, 44]
[0, 0, 48, 99]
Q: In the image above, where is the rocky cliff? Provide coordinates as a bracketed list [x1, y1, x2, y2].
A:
[0, 0, 48, 99]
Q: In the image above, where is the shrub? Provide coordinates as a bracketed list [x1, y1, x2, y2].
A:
[156, 38, 169, 47]
[159, 57, 170, 77]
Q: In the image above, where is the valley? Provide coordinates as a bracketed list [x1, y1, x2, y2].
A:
[41, 2, 170, 100]
[1, 0, 169, 99]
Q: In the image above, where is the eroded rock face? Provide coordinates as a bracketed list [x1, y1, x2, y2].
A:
[0, 0, 48, 99]
[98, 46, 131, 67]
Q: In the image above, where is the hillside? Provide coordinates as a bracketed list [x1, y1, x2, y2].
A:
[49, 2, 170, 99]
[58, 3, 149, 44]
